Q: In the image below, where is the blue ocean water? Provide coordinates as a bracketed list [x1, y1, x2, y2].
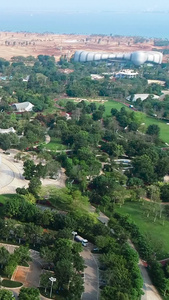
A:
[0, 11, 168, 38]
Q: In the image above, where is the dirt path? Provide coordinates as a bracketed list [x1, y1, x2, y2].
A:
[143, 197, 169, 205]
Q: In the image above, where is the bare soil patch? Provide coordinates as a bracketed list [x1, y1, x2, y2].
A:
[0, 32, 167, 61]
[12, 266, 29, 286]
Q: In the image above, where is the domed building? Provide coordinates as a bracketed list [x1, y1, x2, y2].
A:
[74, 50, 163, 66]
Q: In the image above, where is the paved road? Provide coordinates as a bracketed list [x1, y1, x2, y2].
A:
[81, 244, 99, 300]
[139, 260, 162, 300]
[90, 206, 163, 300]
[0, 151, 28, 194]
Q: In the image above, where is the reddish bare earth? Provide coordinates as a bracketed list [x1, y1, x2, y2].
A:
[0, 32, 168, 61]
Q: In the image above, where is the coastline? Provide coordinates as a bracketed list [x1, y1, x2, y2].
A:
[0, 11, 168, 39]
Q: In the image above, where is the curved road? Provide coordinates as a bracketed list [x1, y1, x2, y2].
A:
[93, 207, 162, 300]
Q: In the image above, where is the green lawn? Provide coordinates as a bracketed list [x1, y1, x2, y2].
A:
[116, 201, 169, 259]
[100, 100, 169, 144]
[59, 98, 129, 115]
[45, 138, 67, 151]
[143, 116, 169, 144]
[57, 98, 169, 144]
[99, 100, 130, 116]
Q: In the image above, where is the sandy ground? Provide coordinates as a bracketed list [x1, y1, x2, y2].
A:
[0, 32, 167, 61]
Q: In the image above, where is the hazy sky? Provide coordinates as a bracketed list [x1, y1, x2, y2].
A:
[1, 0, 169, 12]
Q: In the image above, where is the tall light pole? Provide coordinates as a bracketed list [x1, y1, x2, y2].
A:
[49, 277, 56, 298]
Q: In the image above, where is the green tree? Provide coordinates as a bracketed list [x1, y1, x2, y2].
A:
[0, 289, 14, 300]
[0, 247, 10, 269]
[19, 287, 40, 300]
[132, 155, 155, 184]
[14, 246, 30, 265]
[4, 259, 17, 278]
[23, 160, 36, 180]
[28, 177, 41, 196]
[92, 110, 103, 121]
[146, 124, 160, 136]
[160, 184, 169, 202]
[54, 259, 73, 287]
[66, 101, 76, 113]
[14, 225, 25, 244]
[73, 253, 84, 272]
[40, 271, 53, 293]
[68, 273, 84, 300]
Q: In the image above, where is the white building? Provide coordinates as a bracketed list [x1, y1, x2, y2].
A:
[12, 102, 34, 112]
[23, 75, 30, 82]
[91, 74, 104, 80]
[0, 127, 16, 134]
[114, 69, 139, 79]
[126, 94, 159, 102]
[74, 50, 163, 66]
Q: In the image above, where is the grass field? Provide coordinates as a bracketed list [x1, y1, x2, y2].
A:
[116, 201, 169, 259]
[96, 100, 130, 115]
[97, 100, 169, 143]
[45, 138, 67, 151]
[59, 98, 131, 115]
[143, 116, 169, 144]
[58, 98, 169, 144]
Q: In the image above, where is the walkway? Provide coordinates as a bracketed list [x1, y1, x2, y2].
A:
[139, 259, 162, 300]
[90, 206, 163, 300]
[81, 243, 99, 300]
[143, 197, 169, 205]
[0, 151, 28, 194]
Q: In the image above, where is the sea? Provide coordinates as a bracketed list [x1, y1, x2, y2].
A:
[0, 11, 169, 38]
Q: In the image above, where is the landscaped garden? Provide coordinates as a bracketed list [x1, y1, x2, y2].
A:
[116, 201, 169, 259]
[45, 138, 67, 151]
